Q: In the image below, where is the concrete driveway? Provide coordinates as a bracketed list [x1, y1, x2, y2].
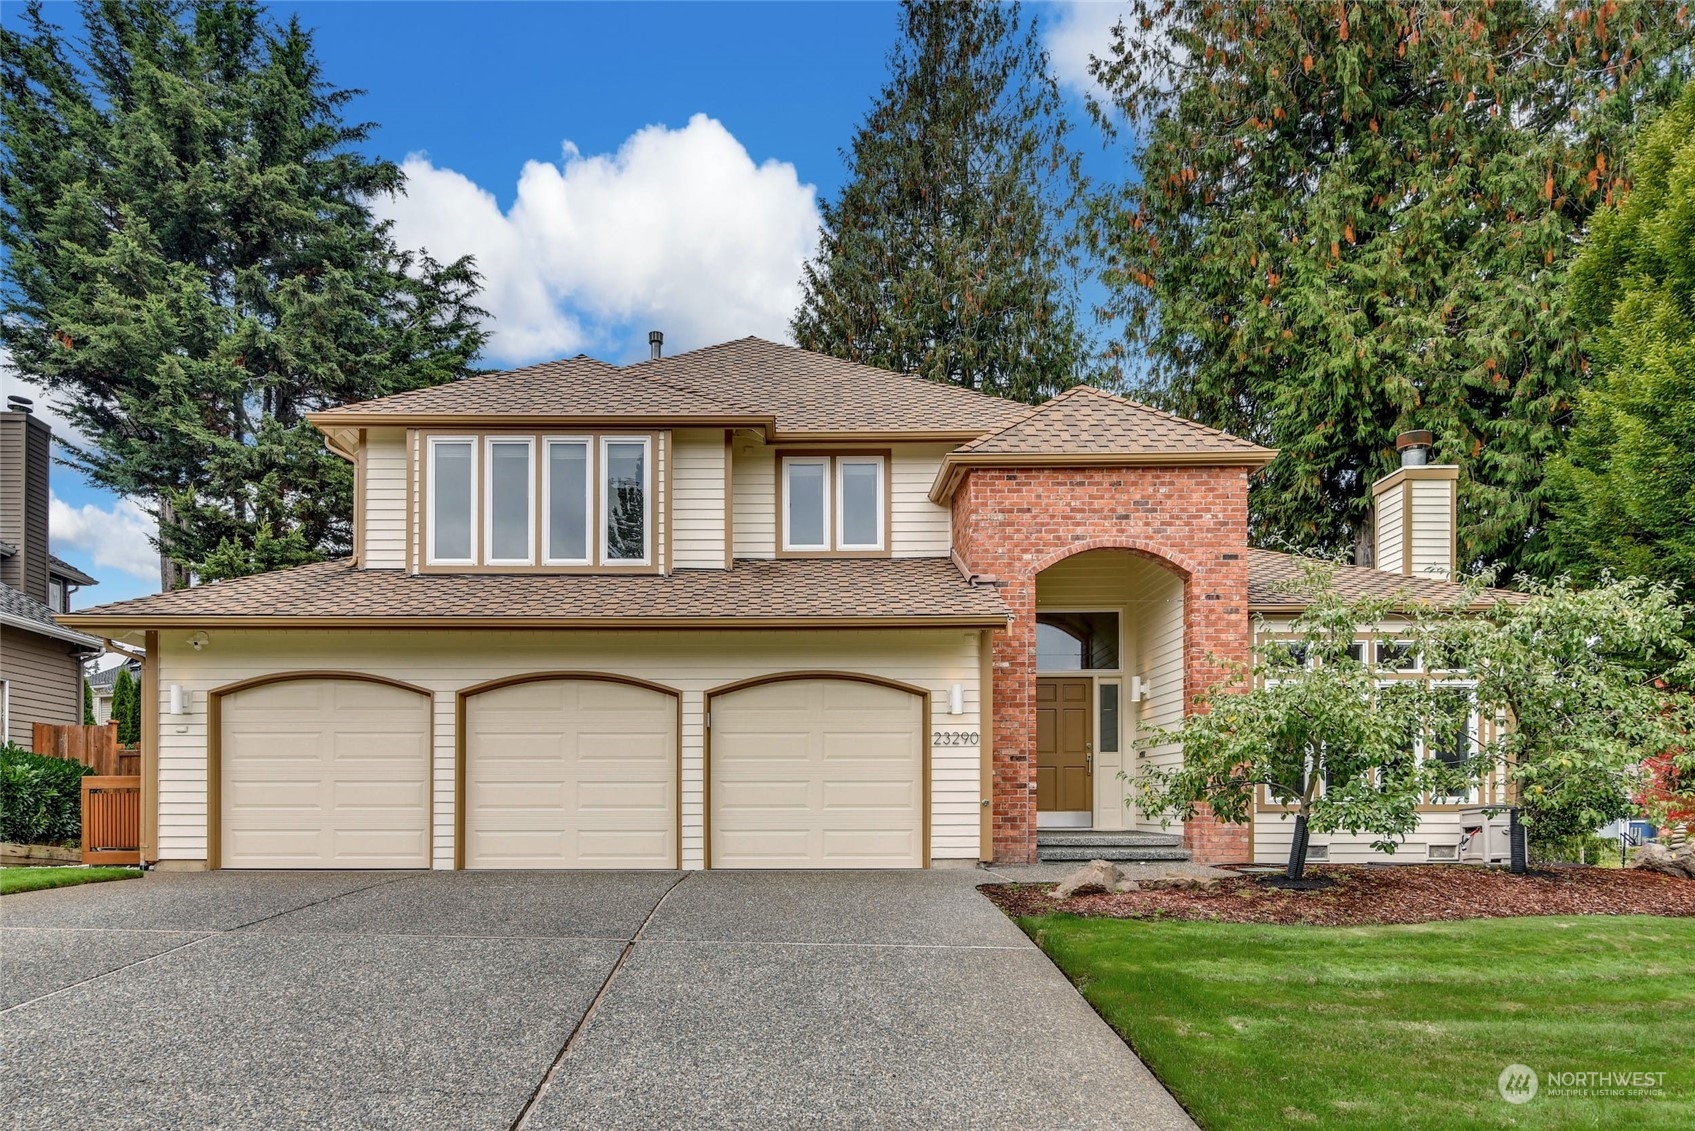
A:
[1, 869, 1193, 1130]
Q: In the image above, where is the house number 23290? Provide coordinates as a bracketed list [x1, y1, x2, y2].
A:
[932, 731, 980, 747]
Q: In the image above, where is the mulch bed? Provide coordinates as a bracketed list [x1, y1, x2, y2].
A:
[981, 865, 1695, 927]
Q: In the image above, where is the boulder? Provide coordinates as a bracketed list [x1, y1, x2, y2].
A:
[1112, 879, 1141, 893]
[1628, 842, 1695, 880]
[1049, 859, 1122, 899]
[1141, 875, 1222, 892]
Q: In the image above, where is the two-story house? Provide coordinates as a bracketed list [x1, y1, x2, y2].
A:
[64, 336, 1500, 872]
[2, 398, 104, 747]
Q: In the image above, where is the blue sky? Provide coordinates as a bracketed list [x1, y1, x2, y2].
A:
[3, 1, 1134, 605]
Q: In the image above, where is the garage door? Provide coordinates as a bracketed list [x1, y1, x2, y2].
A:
[709, 676, 925, 868]
[464, 677, 677, 868]
[219, 677, 431, 869]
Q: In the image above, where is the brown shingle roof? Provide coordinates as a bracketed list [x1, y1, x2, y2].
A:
[632, 338, 1027, 436]
[1246, 549, 1521, 612]
[951, 385, 1273, 459]
[308, 338, 1027, 437]
[60, 557, 1012, 628]
[310, 355, 761, 424]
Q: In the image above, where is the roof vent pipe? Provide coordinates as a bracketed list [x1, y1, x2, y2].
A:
[1396, 429, 1433, 468]
[648, 330, 663, 361]
[6, 395, 33, 414]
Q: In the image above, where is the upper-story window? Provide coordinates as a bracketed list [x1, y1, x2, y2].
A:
[47, 577, 68, 613]
[428, 433, 651, 568]
[779, 453, 886, 555]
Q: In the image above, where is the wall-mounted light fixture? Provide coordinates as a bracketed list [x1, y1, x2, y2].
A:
[949, 683, 964, 715]
[1129, 676, 1151, 703]
[168, 684, 186, 715]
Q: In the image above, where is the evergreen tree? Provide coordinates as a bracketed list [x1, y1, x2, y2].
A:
[793, 0, 1088, 403]
[1086, 1, 1692, 574]
[1, 1, 487, 585]
[1542, 83, 1695, 605]
[82, 678, 95, 726]
[110, 667, 138, 745]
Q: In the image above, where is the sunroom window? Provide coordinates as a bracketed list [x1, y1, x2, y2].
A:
[781, 453, 885, 553]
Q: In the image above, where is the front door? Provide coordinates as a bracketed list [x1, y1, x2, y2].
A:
[1036, 678, 1092, 816]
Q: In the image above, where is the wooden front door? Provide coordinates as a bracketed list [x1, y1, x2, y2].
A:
[1036, 678, 1092, 812]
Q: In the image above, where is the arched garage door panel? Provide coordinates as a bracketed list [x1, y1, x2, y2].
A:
[710, 677, 924, 869]
[220, 678, 431, 869]
[465, 678, 677, 869]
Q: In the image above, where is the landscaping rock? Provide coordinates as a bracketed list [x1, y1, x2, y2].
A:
[1141, 875, 1222, 892]
[1628, 842, 1695, 880]
[1049, 859, 1122, 899]
[1112, 879, 1141, 893]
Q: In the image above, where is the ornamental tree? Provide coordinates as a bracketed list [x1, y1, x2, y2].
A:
[1136, 563, 1473, 879]
[1433, 575, 1695, 844]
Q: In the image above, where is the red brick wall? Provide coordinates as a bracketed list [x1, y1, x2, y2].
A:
[952, 466, 1253, 865]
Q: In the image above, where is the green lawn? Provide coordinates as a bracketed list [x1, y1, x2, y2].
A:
[1020, 913, 1695, 1131]
[0, 866, 142, 895]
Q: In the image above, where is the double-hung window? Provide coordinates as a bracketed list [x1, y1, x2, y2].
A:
[781, 453, 885, 554]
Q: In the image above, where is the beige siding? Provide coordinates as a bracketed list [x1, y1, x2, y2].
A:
[1374, 486, 1405, 576]
[1034, 550, 1186, 832]
[1257, 810, 1477, 866]
[363, 429, 408, 569]
[890, 445, 954, 558]
[731, 439, 776, 558]
[1, 626, 84, 746]
[151, 627, 983, 869]
[671, 429, 727, 569]
[0, 412, 52, 601]
[1408, 477, 1455, 580]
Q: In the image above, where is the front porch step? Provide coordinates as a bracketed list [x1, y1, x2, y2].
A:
[1036, 829, 1191, 863]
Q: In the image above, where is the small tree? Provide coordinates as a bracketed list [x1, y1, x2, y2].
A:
[1434, 576, 1695, 846]
[82, 678, 95, 726]
[110, 667, 140, 747]
[1136, 564, 1472, 879]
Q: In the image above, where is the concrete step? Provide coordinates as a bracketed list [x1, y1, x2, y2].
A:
[1036, 844, 1193, 863]
[1036, 829, 1183, 848]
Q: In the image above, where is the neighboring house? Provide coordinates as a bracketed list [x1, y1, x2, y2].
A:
[63, 336, 1507, 872]
[88, 658, 144, 727]
[1, 398, 104, 747]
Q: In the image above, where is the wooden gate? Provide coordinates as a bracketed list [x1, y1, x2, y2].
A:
[82, 776, 142, 865]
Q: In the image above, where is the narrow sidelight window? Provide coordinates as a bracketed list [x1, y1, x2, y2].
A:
[544, 439, 590, 564]
[602, 438, 649, 562]
[836, 456, 884, 550]
[783, 457, 829, 550]
[429, 438, 475, 564]
[485, 438, 534, 564]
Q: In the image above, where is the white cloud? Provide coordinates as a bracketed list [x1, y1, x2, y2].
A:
[50, 492, 159, 582]
[0, 346, 87, 449]
[1044, 2, 1131, 98]
[376, 114, 821, 365]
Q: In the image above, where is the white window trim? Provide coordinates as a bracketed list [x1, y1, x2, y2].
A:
[426, 435, 478, 566]
[1421, 678, 1480, 804]
[599, 435, 652, 565]
[781, 455, 832, 552]
[482, 436, 536, 566]
[834, 455, 886, 551]
[541, 436, 593, 566]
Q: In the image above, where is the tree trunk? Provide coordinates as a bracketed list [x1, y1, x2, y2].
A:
[156, 496, 189, 591]
[1508, 807, 1527, 874]
[1286, 812, 1310, 880]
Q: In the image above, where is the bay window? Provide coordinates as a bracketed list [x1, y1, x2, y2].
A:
[424, 432, 652, 569]
[780, 453, 885, 554]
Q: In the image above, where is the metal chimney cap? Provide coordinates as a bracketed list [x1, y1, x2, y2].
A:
[1395, 429, 1434, 451]
[648, 330, 664, 360]
[5, 395, 34, 414]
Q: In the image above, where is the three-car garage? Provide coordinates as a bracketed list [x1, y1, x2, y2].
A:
[211, 670, 932, 871]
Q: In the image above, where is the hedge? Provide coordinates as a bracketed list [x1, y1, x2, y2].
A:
[0, 742, 93, 845]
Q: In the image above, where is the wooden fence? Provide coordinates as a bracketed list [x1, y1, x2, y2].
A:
[32, 722, 138, 775]
[81, 776, 142, 865]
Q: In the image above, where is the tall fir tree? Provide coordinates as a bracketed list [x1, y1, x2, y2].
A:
[1086, 1, 1692, 574]
[1542, 82, 1695, 607]
[1, 0, 487, 585]
[110, 666, 138, 745]
[82, 678, 95, 726]
[793, 0, 1088, 404]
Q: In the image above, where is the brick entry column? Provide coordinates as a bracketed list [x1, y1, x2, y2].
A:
[951, 466, 1254, 865]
